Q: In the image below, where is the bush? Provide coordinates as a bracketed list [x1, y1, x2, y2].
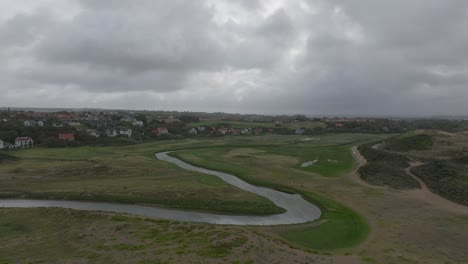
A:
[384, 134, 433, 152]
[358, 143, 419, 189]
[411, 160, 468, 205]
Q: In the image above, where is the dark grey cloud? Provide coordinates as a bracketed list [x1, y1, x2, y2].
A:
[0, 0, 467, 116]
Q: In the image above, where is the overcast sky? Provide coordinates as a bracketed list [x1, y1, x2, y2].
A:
[1, 0, 467, 116]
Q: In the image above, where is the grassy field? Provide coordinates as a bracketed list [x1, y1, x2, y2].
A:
[1, 133, 468, 263]
[0, 134, 384, 216]
[170, 141, 376, 250]
[384, 133, 433, 152]
[0, 145, 284, 215]
[0, 208, 334, 263]
[187, 120, 327, 129]
[269, 191, 369, 250]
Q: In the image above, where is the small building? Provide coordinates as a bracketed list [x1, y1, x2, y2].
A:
[37, 121, 44, 127]
[133, 120, 144, 127]
[86, 129, 101, 138]
[121, 115, 136, 122]
[3, 142, 17, 150]
[0, 139, 4, 150]
[153, 127, 169, 135]
[68, 122, 81, 126]
[15, 137, 34, 148]
[254, 128, 263, 135]
[59, 133, 75, 141]
[196, 127, 206, 132]
[241, 128, 251, 135]
[106, 129, 118, 137]
[159, 115, 180, 124]
[119, 128, 132, 137]
[219, 127, 228, 135]
[24, 120, 37, 127]
[335, 123, 345, 127]
[53, 122, 63, 128]
[295, 128, 305, 135]
[188, 128, 198, 135]
[231, 128, 240, 135]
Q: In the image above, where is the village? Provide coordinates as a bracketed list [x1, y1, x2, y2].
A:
[0, 108, 428, 150]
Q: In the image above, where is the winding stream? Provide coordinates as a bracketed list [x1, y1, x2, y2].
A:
[0, 151, 321, 226]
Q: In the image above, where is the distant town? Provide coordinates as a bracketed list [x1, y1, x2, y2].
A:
[1, 108, 467, 149]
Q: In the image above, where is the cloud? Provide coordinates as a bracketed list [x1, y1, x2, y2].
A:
[0, 0, 467, 116]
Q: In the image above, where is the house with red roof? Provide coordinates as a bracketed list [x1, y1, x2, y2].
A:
[59, 133, 75, 141]
[152, 127, 169, 135]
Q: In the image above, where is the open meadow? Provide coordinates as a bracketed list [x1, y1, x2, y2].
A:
[1, 133, 467, 263]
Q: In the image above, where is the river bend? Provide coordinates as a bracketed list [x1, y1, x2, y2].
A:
[0, 151, 321, 225]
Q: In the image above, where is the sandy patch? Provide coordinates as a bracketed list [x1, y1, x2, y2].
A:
[301, 160, 318, 167]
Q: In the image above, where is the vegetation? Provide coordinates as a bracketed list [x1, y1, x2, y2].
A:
[358, 143, 420, 189]
[170, 141, 374, 250]
[0, 134, 384, 253]
[412, 160, 468, 205]
[0, 153, 18, 163]
[272, 191, 369, 250]
[384, 134, 433, 152]
[186, 120, 327, 129]
[0, 208, 264, 263]
[261, 145, 355, 177]
[0, 145, 284, 215]
[361, 130, 468, 205]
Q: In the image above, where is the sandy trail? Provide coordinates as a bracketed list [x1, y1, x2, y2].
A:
[404, 162, 468, 215]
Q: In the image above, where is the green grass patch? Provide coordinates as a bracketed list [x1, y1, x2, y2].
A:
[186, 120, 326, 130]
[260, 145, 355, 177]
[275, 192, 369, 250]
[384, 134, 433, 152]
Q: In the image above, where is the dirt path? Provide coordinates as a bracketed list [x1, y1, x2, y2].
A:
[404, 162, 468, 215]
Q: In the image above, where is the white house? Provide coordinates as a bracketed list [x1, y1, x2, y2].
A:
[219, 127, 228, 135]
[0, 139, 4, 150]
[188, 128, 198, 135]
[119, 128, 132, 137]
[68, 122, 81, 126]
[241, 128, 251, 135]
[86, 129, 101, 138]
[37, 121, 44, 127]
[106, 129, 118, 137]
[24, 120, 37, 127]
[295, 128, 305, 135]
[197, 127, 206, 132]
[133, 120, 144, 127]
[121, 115, 136, 122]
[15, 137, 34, 148]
